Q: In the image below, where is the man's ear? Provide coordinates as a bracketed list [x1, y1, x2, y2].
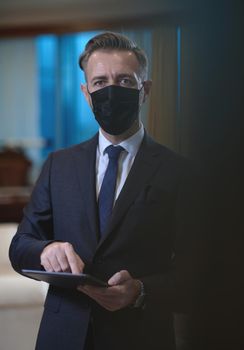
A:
[142, 80, 152, 103]
[80, 83, 91, 106]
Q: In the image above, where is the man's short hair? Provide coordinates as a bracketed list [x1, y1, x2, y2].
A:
[78, 31, 148, 80]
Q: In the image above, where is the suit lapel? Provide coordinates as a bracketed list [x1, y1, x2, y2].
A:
[96, 133, 165, 248]
[71, 134, 99, 250]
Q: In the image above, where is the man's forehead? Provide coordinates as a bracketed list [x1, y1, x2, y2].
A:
[85, 49, 140, 73]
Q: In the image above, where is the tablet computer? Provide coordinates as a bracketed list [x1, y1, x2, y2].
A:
[22, 269, 108, 289]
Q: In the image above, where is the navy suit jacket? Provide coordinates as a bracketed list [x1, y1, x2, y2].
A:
[9, 132, 201, 350]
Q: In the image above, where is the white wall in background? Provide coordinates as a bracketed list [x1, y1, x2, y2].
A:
[0, 38, 41, 182]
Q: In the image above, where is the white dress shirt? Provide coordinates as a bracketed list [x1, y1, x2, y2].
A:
[96, 124, 144, 203]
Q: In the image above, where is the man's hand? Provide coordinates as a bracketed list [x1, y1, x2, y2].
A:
[40, 242, 84, 274]
[77, 270, 141, 311]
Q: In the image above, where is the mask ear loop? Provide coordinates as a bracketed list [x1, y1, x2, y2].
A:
[138, 82, 146, 98]
[139, 82, 145, 92]
[139, 81, 146, 105]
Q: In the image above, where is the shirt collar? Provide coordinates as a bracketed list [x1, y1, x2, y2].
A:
[98, 123, 144, 157]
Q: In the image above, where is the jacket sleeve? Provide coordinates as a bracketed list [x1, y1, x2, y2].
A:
[9, 153, 56, 273]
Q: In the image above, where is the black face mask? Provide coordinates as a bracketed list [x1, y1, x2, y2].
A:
[89, 85, 141, 135]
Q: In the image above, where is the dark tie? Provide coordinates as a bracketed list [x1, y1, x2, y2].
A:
[98, 145, 124, 237]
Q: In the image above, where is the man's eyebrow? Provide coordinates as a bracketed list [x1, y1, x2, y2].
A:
[91, 75, 108, 83]
[116, 73, 135, 79]
[90, 73, 136, 83]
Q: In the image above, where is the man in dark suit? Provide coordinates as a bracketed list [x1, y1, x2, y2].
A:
[9, 32, 201, 350]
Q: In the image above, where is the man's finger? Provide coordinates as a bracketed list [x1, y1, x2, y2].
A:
[56, 253, 71, 272]
[41, 256, 53, 272]
[64, 243, 84, 274]
[42, 254, 61, 272]
[50, 254, 63, 272]
[108, 270, 131, 286]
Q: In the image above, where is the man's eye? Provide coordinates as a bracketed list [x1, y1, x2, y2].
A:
[94, 81, 105, 88]
[120, 78, 133, 86]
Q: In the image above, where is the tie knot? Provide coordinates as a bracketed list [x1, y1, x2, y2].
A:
[105, 145, 124, 160]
